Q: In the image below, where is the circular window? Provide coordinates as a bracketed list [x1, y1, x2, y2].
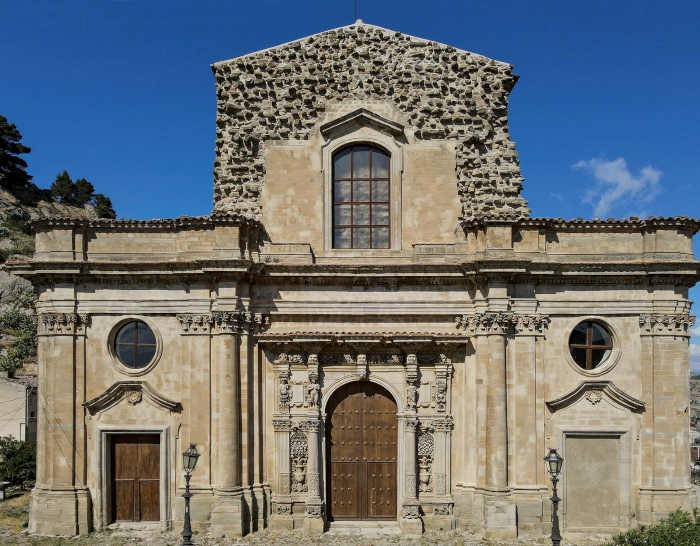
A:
[568, 320, 613, 370]
[114, 320, 157, 369]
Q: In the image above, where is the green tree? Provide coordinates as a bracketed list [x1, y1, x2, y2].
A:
[94, 194, 116, 219]
[73, 177, 95, 206]
[50, 170, 75, 204]
[0, 115, 32, 192]
[0, 436, 36, 488]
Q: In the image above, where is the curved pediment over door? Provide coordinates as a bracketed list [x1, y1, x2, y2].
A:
[546, 380, 645, 414]
[84, 381, 182, 415]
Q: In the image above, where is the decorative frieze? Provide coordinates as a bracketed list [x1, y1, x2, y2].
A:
[455, 311, 515, 335]
[514, 314, 550, 336]
[212, 310, 270, 334]
[639, 313, 695, 337]
[176, 313, 212, 335]
[272, 418, 292, 432]
[38, 312, 89, 336]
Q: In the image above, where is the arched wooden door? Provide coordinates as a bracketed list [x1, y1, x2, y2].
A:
[326, 382, 397, 520]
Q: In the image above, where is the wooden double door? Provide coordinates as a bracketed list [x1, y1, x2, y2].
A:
[110, 434, 160, 522]
[326, 382, 397, 520]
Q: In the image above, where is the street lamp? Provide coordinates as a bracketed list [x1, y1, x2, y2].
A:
[544, 448, 564, 546]
[692, 459, 700, 485]
[181, 443, 200, 546]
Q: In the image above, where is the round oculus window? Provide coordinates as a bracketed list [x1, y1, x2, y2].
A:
[114, 320, 157, 369]
[568, 320, 613, 370]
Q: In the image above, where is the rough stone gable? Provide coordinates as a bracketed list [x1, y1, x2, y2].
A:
[211, 22, 530, 221]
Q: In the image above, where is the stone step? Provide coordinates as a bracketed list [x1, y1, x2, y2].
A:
[327, 520, 401, 536]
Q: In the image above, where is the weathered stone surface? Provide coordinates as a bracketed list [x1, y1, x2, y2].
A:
[211, 22, 529, 221]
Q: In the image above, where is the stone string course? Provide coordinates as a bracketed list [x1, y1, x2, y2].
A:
[211, 22, 530, 221]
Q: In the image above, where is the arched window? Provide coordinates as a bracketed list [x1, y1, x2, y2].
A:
[332, 145, 390, 249]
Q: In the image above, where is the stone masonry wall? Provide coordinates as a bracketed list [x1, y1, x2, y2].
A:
[211, 22, 530, 221]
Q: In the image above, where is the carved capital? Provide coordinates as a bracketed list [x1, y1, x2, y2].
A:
[433, 416, 455, 431]
[514, 314, 550, 336]
[455, 311, 515, 336]
[211, 310, 270, 335]
[176, 313, 212, 335]
[404, 418, 419, 433]
[38, 312, 89, 336]
[272, 418, 292, 432]
[301, 420, 321, 433]
[639, 313, 695, 337]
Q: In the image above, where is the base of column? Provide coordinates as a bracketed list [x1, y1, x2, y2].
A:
[210, 489, 245, 538]
[29, 487, 92, 536]
[483, 495, 517, 540]
[304, 502, 326, 533]
[638, 487, 693, 525]
[399, 503, 423, 536]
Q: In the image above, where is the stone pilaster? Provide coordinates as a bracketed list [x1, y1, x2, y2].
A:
[302, 419, 324, 533]
[400, 417, 423, 535]
[457, 311, 516, 539]
[31, 313, 91, 536]
[210, 312, 244, 538]
[270, 418, 293, 529]
[639, 313, 695, 522]
[510, 314, 550, 534]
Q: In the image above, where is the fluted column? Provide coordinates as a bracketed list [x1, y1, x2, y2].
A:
[30, 312, 91, 536]
[639, 313, 695, 522]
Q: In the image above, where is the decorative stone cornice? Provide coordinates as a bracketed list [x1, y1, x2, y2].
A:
[32, 212, 257, 231]
[38, 313, 89, 336]
[176, 311, 270, 335]
[84, 381, 182, 415]
[176, 314, 212, 335]
[455, 311, 515, 335]
[272, 418, 292, 432]
[514, 314, 550, 336]
[546, 380, 645, 414]
[639, 313, 695, 337]
[212, 310, 270, 335]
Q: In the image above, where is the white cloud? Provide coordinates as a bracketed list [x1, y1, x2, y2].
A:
[691, 343, 700, 358]
[692, 326, 700, 337]
[572, 158, 662, 218]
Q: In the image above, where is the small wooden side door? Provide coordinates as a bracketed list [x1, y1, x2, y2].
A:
[111, 434, 160, 522]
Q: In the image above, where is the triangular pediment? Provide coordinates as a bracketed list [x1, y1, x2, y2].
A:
[320, 108, 405, 141]
[212, 21, 508, 68]
[546, 380, 645, 414]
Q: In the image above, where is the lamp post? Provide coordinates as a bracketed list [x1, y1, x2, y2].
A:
[181, 443, 200, 546]
[544, 448, 564, 546]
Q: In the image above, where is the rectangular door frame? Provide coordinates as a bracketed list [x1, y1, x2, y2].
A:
[559, 429, 631, 533]
[97, 426, 171, 530]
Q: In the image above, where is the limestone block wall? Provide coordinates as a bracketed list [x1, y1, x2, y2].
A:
[212, 22, 529, 221]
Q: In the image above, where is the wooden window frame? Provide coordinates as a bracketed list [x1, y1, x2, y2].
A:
[569, 321, 613, 370]
[332, 145, 391, 249]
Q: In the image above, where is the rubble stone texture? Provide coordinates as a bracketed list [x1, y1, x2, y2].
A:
[211, 22, 530, 221]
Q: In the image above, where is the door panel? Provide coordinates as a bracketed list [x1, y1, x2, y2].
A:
[111, 434, 160, 523]
[327, 383, 397, 521]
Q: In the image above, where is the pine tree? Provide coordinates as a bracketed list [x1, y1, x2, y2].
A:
[94, 194, 116, 219]
[0, 115, 32, 192]
[73, 178, 95, 206]
[50, 171, 76, 204]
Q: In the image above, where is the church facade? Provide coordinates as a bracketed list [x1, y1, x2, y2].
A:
[10, 22, 699, 540]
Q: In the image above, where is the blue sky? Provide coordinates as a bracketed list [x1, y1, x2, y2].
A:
[3, 1, 700, 367]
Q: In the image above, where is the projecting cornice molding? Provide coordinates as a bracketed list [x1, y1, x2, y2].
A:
[639, 313, 695, 337]
[546, 380, 645, 414]
[84, 381, 182, 415]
